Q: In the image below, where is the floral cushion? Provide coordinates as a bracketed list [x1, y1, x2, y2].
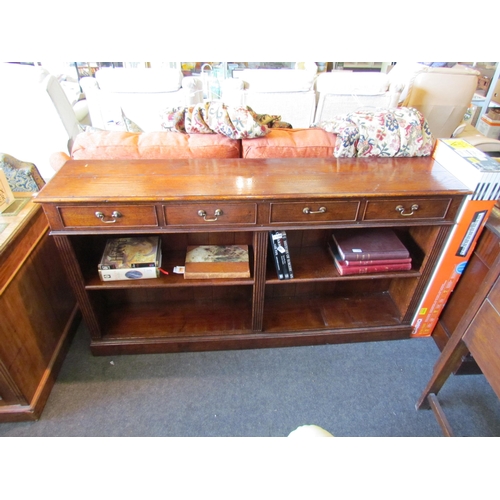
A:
[316, 107, 434, 157]
[159, 102, 271, 139]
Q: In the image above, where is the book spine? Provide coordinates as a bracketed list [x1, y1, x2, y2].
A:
[275, 231, 290, 279]
[336, 250, 410, 261]
[281, 230, 294, 279]
[269, 231, 284, 279]
[342, 257, 412, 267]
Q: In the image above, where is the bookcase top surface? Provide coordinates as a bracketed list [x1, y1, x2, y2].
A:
[34, 157, 471, 203]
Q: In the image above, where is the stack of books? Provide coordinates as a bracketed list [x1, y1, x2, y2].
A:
[329, 228, 411, 275]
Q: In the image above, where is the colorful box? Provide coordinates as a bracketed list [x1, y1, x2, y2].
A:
[412, 139, 500, 336]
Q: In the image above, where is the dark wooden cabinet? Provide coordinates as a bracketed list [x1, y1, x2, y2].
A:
[432, 206, 500, 374]
[0, 195, 79, 422]
[34, 157, 469, 356]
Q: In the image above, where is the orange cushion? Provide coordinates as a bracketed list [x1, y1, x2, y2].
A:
[71, 131, 242, 160]
[242, 128, 337, 158]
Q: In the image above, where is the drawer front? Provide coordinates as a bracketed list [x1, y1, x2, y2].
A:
[165, 203, 257, 226]
[363, 198, 452, 221]
[57, 205, 159, 228]
[270, 201, 360, 223]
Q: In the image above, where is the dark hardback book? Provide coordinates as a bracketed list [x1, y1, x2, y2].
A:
[280, 230, 294, 279]
[331, 228, 410, 261]
[184, 245, 250, 279]
[269, 231, 284, 279]
[328, 242, 412, 275]
[270, 230, 290, 279]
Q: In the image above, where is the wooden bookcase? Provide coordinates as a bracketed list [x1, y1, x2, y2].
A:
[0, 195, 79, 421]
[34, 157, 470, 356]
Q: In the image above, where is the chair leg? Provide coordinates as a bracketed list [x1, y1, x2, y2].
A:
[427, 393, 454, 437]
[416, 339, 469, 410]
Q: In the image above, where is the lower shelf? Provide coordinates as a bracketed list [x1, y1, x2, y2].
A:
[263, 292, 403, 332]
[87, 290, 412, 355]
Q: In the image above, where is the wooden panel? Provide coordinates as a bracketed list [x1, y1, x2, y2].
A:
[34, 158, 471, 205]
[462, 299, 500, 399]
[487, 274, 500, 311]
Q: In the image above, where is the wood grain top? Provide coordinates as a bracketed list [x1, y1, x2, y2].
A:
[34, 157, 472, 203]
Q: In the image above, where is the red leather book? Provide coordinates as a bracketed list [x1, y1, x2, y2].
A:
[331, 228, 410, 261]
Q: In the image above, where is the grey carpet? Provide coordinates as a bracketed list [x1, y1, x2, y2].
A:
[1, 321, 499, 437]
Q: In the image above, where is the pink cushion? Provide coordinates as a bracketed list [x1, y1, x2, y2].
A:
[71, 131, 242, 160]
[242, 128, 337, 158]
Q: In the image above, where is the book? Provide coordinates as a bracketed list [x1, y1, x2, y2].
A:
[280, 230, 294, 279]
[331, 228, 410, 262]
[269, 231, 285, 279]
[328, 242, 412, 276]
[184, 245, 250, 279]
[339, 256, 412, 267]
[98, 236, 162, 281]
[270, 230, 292, 279]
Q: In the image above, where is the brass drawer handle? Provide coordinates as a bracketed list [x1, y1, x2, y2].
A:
[95, 210, 122, 223]
[198, 209, 223, 221]
[303, 206, 327, 214]
[395, 204, 419, 217]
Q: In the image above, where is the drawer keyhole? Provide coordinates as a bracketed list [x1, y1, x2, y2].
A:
[95, 211, 122, 223]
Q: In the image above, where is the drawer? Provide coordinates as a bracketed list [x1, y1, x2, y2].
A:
[270, 201, 359, 223]
[164, 203, 257, 226]
[362, 198, 452, 221]
[57, 205, 159, 228]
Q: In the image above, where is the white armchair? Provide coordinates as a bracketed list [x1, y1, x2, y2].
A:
[313, 71, 402, 124]
[387, 62, 500, 153]
[221, 68, 318, 128]
[0, 63, 82, 181]
[80, 67, 203, 132]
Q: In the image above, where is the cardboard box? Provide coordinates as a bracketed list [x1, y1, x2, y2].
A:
[98, 236, 162, 281]
[412, 139, 500, 337]
[476, 115, 500, 139]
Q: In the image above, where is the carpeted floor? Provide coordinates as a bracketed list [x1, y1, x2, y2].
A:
[1, 321, 499, 437]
